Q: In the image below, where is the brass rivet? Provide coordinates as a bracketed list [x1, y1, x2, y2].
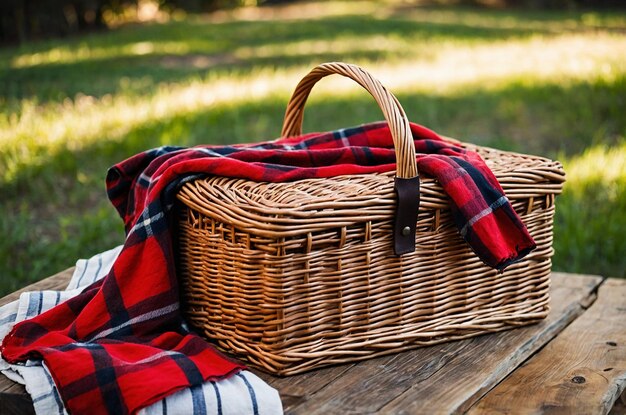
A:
[402, 226, 411, 236]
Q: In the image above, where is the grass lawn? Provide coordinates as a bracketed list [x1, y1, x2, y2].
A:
[1, 1, 625, 296]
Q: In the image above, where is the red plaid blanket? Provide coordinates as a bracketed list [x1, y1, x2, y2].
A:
[1, 122, 535, 414]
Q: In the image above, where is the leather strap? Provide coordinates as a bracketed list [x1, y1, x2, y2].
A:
[393, 176, 421, 255]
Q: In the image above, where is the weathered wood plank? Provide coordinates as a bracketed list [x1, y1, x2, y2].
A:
[0, 267, 73, 404]
[0, 268, 74, 308]
[0, 272, 606, 415]
[282, 273, 603, 415]
[253, 364, 356, 412]
[608, 390, 626, 415]
[0, 371, 25, 394]
[0, 382, 35, 415]
[470, 278, 626, 415]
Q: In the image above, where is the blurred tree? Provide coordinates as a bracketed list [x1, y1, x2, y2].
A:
[2, 0, 623, 44]
[156, 0, 295, 13]
[0, 0, 136, 44]
[0, 0, 301, 44]
[460, 0, 626, 7]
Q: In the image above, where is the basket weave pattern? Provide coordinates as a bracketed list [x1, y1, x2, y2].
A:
[176, 63, 565, 375]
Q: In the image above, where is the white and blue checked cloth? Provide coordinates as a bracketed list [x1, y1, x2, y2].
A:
[0, 246, 283, 415]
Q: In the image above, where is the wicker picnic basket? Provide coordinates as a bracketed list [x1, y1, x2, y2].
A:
[176, 62, 565, 375]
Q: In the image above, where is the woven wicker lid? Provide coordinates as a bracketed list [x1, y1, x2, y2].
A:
[177, 147, 563, 238]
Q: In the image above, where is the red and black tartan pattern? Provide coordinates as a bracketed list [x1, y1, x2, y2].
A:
[1, 122, 535, 415]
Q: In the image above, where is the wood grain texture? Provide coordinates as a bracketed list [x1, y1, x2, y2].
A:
[0, 382, 35, 415]
[253, 364, 356, 412]
[376, 273, 603, 415]
[255, 272, 603, 415]
[0, 267, 74, 308]
[0, 267, 73, 411]
[0, 372, 25, 394]
[1, 272, 613, 415]
[608, 390, 626, 415]
[470, 277, 626, 415]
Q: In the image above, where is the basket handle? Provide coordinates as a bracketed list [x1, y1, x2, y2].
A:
[281, 62, 418, 179]
[281, 62, 421, 255]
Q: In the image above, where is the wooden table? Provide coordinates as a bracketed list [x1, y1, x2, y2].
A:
[1, 270, 625, 414]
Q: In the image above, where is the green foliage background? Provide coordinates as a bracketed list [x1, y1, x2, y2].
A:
[0, 1, 624, 296]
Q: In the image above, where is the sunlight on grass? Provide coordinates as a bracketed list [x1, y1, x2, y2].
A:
[234, 35, 410, 60]
[7, 0, 625, 70]
[554, 141, 626, 278]
[564, 141, 626, 188]
[389, 7, 626, 32]
[5, 1, 386, 69]
[10, 41, 194, 68]
[2, 32, 624, 186]
[0, 68, 297, 184]
[217, 0, 626, 31]
[1, 1, 625, 294]
[375, 33, 624, 92]
[201, 0, 385, 22]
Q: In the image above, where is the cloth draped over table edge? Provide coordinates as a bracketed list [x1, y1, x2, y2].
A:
[0, 246, 283, 415]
